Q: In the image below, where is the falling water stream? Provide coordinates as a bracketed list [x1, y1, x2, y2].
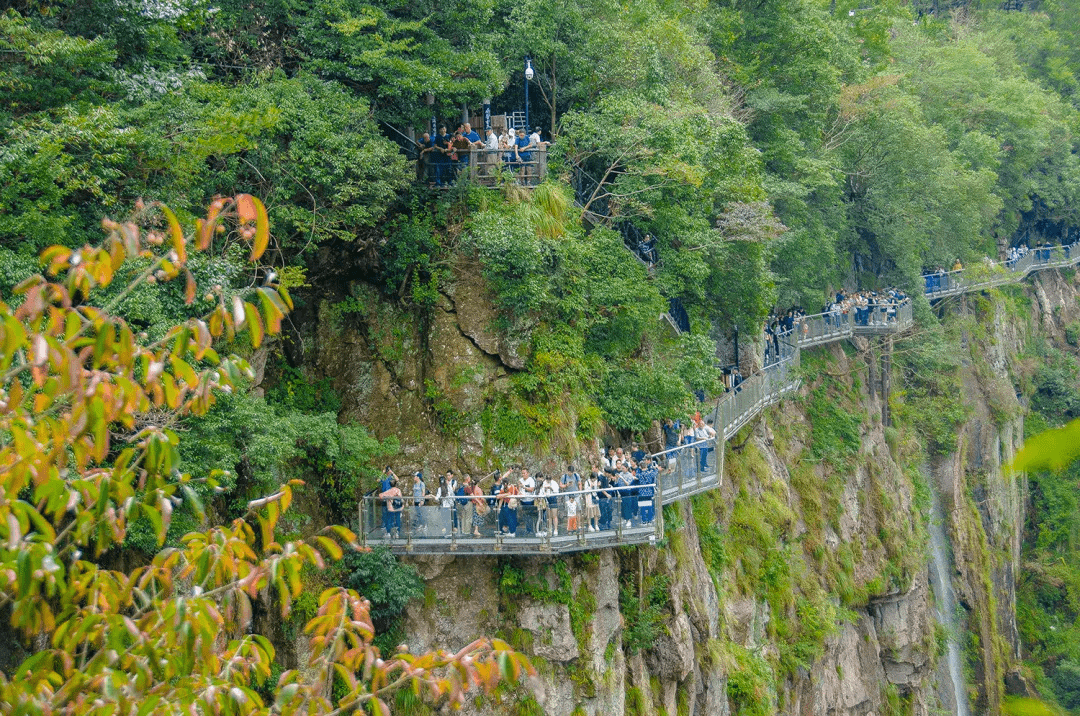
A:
[927, 482, 971, 716]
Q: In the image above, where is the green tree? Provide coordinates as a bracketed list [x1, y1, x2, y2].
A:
[0, 197, 529, 714]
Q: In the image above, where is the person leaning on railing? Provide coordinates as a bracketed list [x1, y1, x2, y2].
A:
[469, 477, 487, 537]
[637, 460, 658, 524]
[480, 128, 501, 177]
[379, 478, 404, 539]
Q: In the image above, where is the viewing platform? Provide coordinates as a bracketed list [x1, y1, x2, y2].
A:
[361, 242, 1080, 556]
[419, 147, 548, 189]
[924, 245, 1077, 298]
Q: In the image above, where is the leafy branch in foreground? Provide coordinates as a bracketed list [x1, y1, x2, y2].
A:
[1012, 418, 1080, 474]
[0, 197, 530, 715]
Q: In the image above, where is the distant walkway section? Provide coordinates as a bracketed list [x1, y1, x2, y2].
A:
[360, 242, 1079, 556]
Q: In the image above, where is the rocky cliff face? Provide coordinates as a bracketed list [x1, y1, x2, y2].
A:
[292, 266, 1080, 714]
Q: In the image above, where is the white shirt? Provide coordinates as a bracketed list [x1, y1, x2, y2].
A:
[485, 133, 499, 151]
[529, 131, 541, 145]
[520, 475, 535, 503]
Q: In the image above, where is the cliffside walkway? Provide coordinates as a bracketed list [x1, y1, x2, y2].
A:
[360, 243, 1080, 556]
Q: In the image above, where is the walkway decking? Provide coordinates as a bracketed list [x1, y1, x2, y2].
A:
[361, 244, 1080, 556]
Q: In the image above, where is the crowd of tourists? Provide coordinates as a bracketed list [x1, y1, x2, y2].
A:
[415, 122, 549, 186]
[924, 240, 1079, 293]
[1004, 241, 1072, 267]
[826, 289, 911, 326]
[763, 290, 911, 364]
[373, 414, 719, 540]
[369, 237, 1080, 543]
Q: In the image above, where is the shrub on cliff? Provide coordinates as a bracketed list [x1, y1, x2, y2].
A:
[0, 198, 529, 714]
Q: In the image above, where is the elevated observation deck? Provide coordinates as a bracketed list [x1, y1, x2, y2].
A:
[361, 244, 1080, 556]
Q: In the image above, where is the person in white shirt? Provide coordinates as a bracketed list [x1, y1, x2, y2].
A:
[519, 468, 536, 536]
[584, 472, 600, 532]
[500, 128, 516, 164]
[565, 491, 580, 533]
[694, 418, 717, 473]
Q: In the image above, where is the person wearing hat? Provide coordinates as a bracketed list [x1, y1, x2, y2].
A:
[501, 127, 517, 165]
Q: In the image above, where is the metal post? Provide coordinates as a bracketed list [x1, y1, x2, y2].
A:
[450, 503, 457, 552]
[405, 503, 412, 551]
[677, 449, 684, 494]
[578, 492, 586, 544]
[654, 481, 664, 540]
[524, 56, 533, 133]
[615, 494, 623, 540]
[734, 325, 740, 371]
[426, 92, 436, 139]
[359, 499, 366, 548]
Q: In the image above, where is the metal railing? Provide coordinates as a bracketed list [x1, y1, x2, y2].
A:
[788, 299, 914, 349]
[364, 244, 1077, 556]
[717, 343, 801, 442]
[360, 481, 668, 556]
[923, 243, 1080, 299]
[419, 147, 548, 188]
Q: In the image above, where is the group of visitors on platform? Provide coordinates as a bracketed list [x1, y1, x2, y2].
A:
[1003, 241, 1069, 268]
[924, 261, 965, 292]
[827, 289, 910, 327]
[415, 122, 548, 186]
[925, 240, 1079, 292]
[763, 289, 910, 362]
[373, 412, 722, 539]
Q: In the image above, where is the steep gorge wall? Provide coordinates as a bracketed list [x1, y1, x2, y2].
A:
[290, 266, 1080, 714]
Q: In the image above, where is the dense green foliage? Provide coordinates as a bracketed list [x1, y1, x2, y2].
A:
[8, 0, 1080, 709]
[1016, 342, 1080, 713]
[8, 0, 1080, 443]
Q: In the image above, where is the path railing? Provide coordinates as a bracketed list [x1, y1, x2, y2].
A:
[364, 244, 1079, 556]
[923, 243, 1079, 298]
[420, 147, 548, 188]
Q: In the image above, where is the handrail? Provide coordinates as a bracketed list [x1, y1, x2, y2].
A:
[365, 244, 1080, 556]
[418, 147, 549, 188]
[922, 242, 1080, 298]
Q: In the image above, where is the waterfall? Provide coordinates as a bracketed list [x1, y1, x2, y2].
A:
[928, 482, 971, 716]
